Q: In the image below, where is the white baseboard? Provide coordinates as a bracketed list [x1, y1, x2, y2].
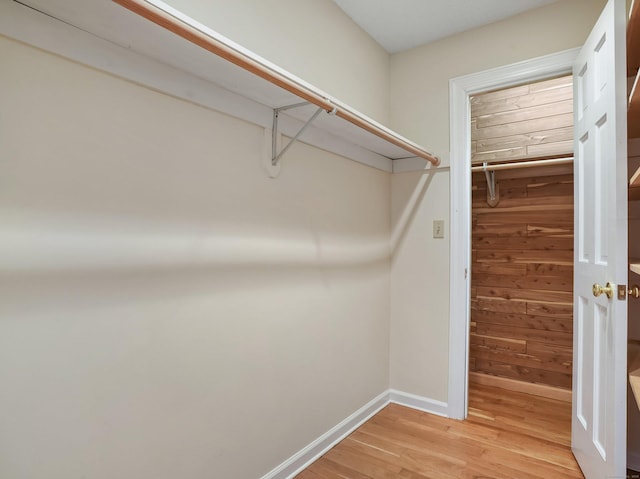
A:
[259, 390, 389, 479]
[388, 389, 449, 418]
[629, 449, 640, 472]
[260, 389, 449, 479]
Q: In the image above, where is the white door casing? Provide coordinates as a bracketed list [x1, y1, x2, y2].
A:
[448, 49, 579, 420]
[571, 0, 628, 477]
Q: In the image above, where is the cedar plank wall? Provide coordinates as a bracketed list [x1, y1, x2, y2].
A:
[469, 76, 574, 391]
[471, 76, 573, 164]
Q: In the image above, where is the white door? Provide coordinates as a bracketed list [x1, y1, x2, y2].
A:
[572, 0, 628, 477]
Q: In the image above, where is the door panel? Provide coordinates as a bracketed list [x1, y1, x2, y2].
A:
[572, 0, 628, 477]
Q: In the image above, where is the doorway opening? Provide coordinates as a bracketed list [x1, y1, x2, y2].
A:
[468, 75, 574, 405]
[447, 48, 579, 421]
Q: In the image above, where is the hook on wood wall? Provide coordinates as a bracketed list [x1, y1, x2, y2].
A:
[483, 162, 499, 207]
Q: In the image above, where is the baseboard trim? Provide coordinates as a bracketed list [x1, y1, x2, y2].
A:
[259, 390, 389, 479]
[260, 389, 449, 478]
[629, 449, 640, 472]
[388, 389, 449, 418]
[469, 372, 572, 402]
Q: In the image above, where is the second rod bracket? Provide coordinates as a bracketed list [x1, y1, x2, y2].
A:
[272, 102, 336, 166]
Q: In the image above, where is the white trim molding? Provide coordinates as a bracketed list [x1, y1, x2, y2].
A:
[260, 389, 448, 479]
[389, 389, 449, 417]
[447, 48, 580, 420]
[259, 391, 389, 479]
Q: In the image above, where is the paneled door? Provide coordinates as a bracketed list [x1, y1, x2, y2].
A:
[572, 0, 628, 477]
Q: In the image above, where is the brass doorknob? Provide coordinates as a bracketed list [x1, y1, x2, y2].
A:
[593, 282, 614, 299]
[629, 285, 640, 299]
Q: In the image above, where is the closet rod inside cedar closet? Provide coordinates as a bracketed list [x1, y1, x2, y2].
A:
[112, 0, 440, 166]
[470, 157, 573, 172]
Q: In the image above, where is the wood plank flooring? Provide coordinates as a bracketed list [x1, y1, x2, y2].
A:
[295, 384, 583, 479]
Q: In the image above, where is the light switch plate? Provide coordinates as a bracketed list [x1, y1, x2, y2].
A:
[433, 220, 445, 239]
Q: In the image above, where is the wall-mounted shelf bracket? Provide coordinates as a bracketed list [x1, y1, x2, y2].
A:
[483, 162, 499, 207]
[272, 102, 336, 166]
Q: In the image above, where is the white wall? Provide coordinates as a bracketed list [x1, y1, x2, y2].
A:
[388, 0, 607, 401]
[165, 0, 391, 124]
[0, 35, 390, 479]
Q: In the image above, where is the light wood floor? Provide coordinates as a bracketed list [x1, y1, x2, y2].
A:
[295, 383, 583, 479]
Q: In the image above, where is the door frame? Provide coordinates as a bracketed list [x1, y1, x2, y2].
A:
[447, 48, 581, 420]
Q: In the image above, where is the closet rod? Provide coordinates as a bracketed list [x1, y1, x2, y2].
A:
[112, 0, 440, 166]
[470, 157, 573, 172]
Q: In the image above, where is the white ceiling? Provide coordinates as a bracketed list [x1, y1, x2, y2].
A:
[332, 0, 560, 53]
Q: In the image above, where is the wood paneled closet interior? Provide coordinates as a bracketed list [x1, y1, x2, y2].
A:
[468, 75, 575, 401]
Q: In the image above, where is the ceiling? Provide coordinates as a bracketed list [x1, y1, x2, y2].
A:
[332, 0, 560, 53]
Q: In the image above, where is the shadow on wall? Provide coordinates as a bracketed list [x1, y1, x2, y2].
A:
[0, 212, 393, 316]
[1, 163, 443, 317]
[390, 168, 444, 254]
[0, 252, 390, 318]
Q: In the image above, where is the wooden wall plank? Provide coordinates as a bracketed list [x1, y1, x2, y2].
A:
[475, 211, 573, 225]
[471, 113, 573, 143]
[526, 341, 573, 359]
[527, 302, 573, 318]
[526, 225, 573, 237]
[471, 84, 529, 103]
[527, 183, 574, 198]
[472, 236, 573, 251]
[475, 286, 573, 304]
[476, 99, 573, 128]
[475, 249, 573, 264]
[473, 310, 572, 333]
[526, 263, 573, 276]
[528, 75, 573, 92]
[475, 127, 573, 153]
[471, 298, 528, 314]
[471, 345, 572, 373]
[473, 147, 528, 162]
[528, 140, 573, 158]
[472, 262, 528, 275]
[470, 333, 528, 353]
[473, 223, 528, 237]
[472, 274, 572, 292]
[471, 87, 572, 118]
[474, 359, 572, 388]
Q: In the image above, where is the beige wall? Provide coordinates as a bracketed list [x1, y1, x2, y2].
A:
[166, 0, 391, 124]
[390, 170, 450, 396]
[388, 0, 607, 400]
[0, 36, 390, 479]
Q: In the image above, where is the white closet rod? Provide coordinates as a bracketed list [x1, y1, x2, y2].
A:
[470, 157, 573, 172]
[112, 0, 440, 166]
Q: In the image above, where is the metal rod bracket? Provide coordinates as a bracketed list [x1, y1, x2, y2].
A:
[272, 102, 324, 166]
